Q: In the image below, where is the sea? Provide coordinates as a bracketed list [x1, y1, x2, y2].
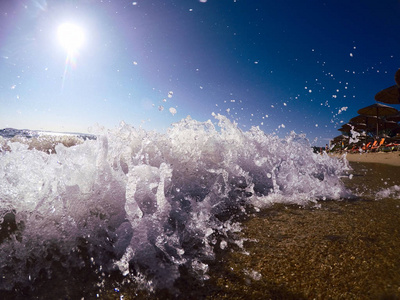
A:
[1, 115, 398, 299]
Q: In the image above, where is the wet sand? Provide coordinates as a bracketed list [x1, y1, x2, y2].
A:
[101, 162, 400, 300]
[208, 201, 400, 299]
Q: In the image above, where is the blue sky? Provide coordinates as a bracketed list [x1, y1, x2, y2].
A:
[1, 0, 399, 144]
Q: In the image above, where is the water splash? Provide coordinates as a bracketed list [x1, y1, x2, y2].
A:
[376, 185, 400, 200]
[0, 114, 350, 293]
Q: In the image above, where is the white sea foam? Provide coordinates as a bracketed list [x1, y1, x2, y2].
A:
[0, 114, 350, 292]
[376, 185, 400, 199]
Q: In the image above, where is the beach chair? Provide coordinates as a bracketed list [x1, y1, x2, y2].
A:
[383, 140, 400, 152]
[352, 145, 361, 153]
[347, 145, 358, 153]
[362, 142, 372, 152]
[366, 141, 377, 152]
[370, 138, 385, 152]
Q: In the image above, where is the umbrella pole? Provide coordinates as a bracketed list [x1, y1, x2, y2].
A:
[377, 108, 379, 137]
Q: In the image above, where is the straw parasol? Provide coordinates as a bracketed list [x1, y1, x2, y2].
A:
[331, 135, 348, 144]
[367, 120, 399, 133]
[386, 113, 400, 122]
[374, 69, 400, 104]
[332, 134, 347, 141]
[382, 120, 399, 130]
[357, 103, 399, 136]
[349, 115, 378, 126]
[338, 124, 365, 146]
[338, 124, 352, 133]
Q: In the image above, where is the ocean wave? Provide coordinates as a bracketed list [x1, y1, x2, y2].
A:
[0, 114, 350, 294]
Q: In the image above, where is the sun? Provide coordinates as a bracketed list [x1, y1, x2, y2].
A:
[58, 22, 85, 91]
[57, 23, 85, 52]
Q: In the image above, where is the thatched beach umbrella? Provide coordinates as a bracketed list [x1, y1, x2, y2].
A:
[374, 69, 400, 104]
[338, 123, 365, 134]
[367, 120, 399, 133]
[332, 134, 347, 141]
[338, 123, 366, 145]
[348, 122, 367, 130]
[338, 124, 352, 133]
[357, 103, 398, 136]
[386, 113, 400, 122]
[349, 116, 376, 140]
[349, 115, 378, 126]
[333, 134, 351, 143]
[362, 121, 399, 140]
[375, 86, 400, 104]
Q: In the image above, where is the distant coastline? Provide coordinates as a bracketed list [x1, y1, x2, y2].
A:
[0, 127, 96, 140]
[0, 127, 96, 153]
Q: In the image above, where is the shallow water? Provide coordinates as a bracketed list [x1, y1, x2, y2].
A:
[209, 195, 400, 300]
[3, 117, 395, 299]
[342, 162, 400, 199]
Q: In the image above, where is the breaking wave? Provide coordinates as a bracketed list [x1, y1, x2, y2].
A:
[0, 114, 350, 294]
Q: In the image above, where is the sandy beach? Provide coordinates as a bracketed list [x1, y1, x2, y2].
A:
[333, 151, 400, 167]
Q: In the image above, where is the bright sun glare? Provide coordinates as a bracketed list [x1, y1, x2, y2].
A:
[57, 23, 85, 52]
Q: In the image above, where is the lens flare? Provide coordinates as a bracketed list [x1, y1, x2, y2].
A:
[58, 23, 85, 91]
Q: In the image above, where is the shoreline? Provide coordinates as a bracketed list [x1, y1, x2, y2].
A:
[330, 151, 400, 167]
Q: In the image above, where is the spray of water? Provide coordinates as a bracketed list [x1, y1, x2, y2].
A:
[0, 114, 350, 292]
